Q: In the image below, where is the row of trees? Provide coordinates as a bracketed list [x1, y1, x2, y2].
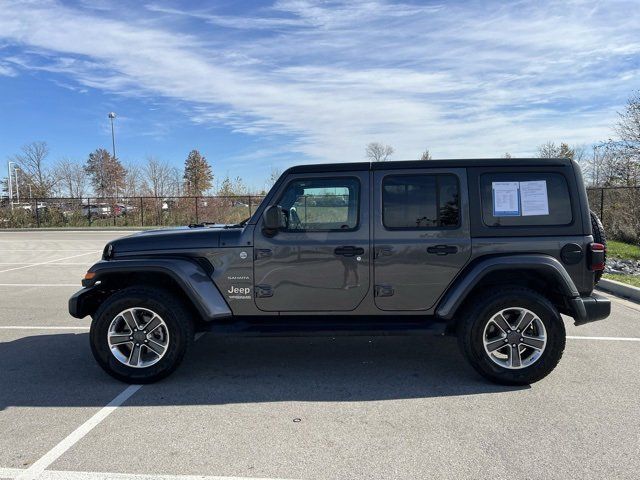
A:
[2, 145, 260, 200]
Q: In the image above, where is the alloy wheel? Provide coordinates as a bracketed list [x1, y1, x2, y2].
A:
[107, 307, 170, 368]
[482, 307, 547, 369]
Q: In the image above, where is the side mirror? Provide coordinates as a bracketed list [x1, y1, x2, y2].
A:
[263, 205, 285, 233]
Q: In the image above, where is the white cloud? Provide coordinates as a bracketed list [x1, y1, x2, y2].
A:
[0, 0, 638, 163]
[0, 62, 17, 76]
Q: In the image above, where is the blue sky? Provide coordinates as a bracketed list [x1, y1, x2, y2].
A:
[1, 0, 639, 189]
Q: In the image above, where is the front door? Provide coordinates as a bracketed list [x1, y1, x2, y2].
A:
[373, 168, 471, 311]
[253, 172, 370, 312]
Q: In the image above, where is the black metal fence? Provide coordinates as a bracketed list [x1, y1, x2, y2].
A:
[2, 188, 639, 243]
[0, 195, 266, 228]
[586, 186, 640, 244]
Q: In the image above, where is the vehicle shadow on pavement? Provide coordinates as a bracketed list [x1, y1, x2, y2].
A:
[0, 333, 527, 410]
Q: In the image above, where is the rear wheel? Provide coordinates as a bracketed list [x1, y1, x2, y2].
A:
[458, 288, 565, 385]
[90, 287, 194, 383]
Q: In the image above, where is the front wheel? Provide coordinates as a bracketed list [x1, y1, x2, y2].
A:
[457, 288, 566, 385]
[90, 287, 194, 383]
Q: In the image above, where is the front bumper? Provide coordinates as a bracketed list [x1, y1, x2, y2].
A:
[68, 286, 100, 319]
[573, 292, 611, 326]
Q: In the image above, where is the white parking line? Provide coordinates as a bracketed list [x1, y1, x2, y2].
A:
[15, 385, 143, 480]
[0, 468, 22, 478]
[0, 326, 89, 330]
[0, 252, 101, 274]
[10, 333, 207, 480]
[567, 335, 640, 342]
[0, 284, 79, 287]
[0, 250, 102, 252]
[3, 467, 295, 480]
[0, 231, 139, 234]
[0, 263, 90, 266]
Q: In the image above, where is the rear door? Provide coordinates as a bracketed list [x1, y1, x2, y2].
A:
[373, 168, 471, 311]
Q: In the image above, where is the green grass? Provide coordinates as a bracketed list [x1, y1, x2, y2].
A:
[603, 273, 640, 288]
[606, 240, 640, 261]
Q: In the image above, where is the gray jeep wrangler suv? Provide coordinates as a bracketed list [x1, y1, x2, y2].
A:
[70, 158, 610, 385]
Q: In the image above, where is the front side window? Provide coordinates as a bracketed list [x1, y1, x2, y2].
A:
[277, 177, 359, 231]
[382, 174, 460, 229]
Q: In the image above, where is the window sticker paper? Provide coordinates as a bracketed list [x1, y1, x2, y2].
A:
[520, 180, 549, 216]
[492, 181, 520, 216]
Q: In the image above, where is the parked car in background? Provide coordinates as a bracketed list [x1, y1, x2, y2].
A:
[82, 203, 111, 218]
[15, 202, 48, 212]
[161, 199, 176, 211]
[114, 204, 136, 217]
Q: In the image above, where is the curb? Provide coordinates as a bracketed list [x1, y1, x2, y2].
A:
[597, 278, 640, 303]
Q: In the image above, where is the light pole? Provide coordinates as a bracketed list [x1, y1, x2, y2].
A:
[108, 112, 117, 160]
[14, 167, 20, 204]
[108, 112, 117, 200]
[592, 145, 598, 187]
[7, 161, 15, 210]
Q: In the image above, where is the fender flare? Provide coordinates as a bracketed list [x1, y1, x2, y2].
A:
[435, 254, 585, 321]
[70, 258, 231, 321]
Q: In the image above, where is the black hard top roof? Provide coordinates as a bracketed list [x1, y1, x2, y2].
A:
[286, 158, 572, 174]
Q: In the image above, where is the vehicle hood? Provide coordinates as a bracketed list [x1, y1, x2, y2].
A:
[108, 225, 245, 257]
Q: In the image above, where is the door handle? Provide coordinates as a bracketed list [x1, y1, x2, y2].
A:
[334, 246, 364, 257]
[427, 245, 458, 255]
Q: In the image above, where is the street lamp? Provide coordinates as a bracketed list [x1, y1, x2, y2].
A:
[108, 112, 117, 160]
[14, 167, 20, 204]
[7, 161, 15, 210]
[108, 112, 117, 200]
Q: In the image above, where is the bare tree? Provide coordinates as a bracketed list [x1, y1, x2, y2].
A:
[143, 156, 173, 198]
[170, 167, 183, 196]
[53, 158, 88, 198]
[9, 141, 55, 197]
[572, 144, 587, 163]
[218, 175, 248, 196]
[420, 149, 432, 160]
[538, 141, 558, 158]
[121, 162, 143, 198]
[366, 142, 394, 162]
[615, 90, 640, 158]
[267, 168, 281, 189]
[611, 91, 640, 186]
[503, 152, 512, 159]
[538, 141, 575, 160]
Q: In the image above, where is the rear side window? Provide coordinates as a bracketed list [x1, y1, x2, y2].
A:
[480, 173, 572, 227]
[382, 174, 460, 229]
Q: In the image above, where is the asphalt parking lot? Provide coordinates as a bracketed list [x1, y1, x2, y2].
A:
[0, 230, 639, 480]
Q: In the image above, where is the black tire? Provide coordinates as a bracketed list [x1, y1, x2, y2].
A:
[590, 210, 607, 284]
[90, 287, 194, 384]
[457, 287, 566, 385]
